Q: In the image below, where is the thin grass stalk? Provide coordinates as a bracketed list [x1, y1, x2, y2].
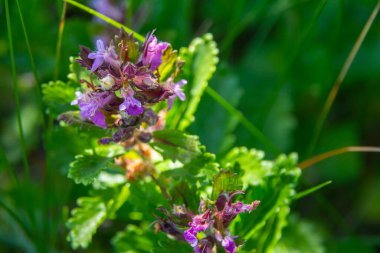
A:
[299, 146, 380, 169]
[258, 0, 328, 126]
[5, 0, 30, 180]
[54, 1, 67, 80]
[205, 87, 280, 155]
[64, 0, 145, 42]
[306, 1, 380, 156]
[14, 0, 46, 128]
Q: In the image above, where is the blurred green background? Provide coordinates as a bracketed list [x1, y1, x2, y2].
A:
[0, 0, 379, 252]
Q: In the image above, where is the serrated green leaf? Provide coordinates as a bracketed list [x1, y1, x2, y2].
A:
[166, 33, 219, 130]
[212, 168, 243, 199]
[222, 148, 301, 252]
[42, 80, 76, 117]
[158, 46, 179, 81]
[151, 129, 219, 180]
[67, 185, 129, 249]
[151, 129, 219, 209]
[68, 150, 112, 186]
[151, 129, 203, 164]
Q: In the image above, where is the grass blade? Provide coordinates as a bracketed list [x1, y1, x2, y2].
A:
[307, 1, 380, 156]
[5, 0, 30, 180]
[54, 1, 67, 80]
[299, 146, 380, 169]
[258, 0, 328, 126]
[293, 180, 332, 200]
[205, 87, 280, 155]
[14, 0, 46, 128]
[64, 0, 145, 42]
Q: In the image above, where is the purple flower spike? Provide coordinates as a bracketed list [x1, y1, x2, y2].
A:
[140, 32, 169, 71]
[168, 79, 187, 110]
[119, 89, 144, 116]
[88, 40, 119, 72]
[184, 227, 198, 247]
[221, 235, 237, 253]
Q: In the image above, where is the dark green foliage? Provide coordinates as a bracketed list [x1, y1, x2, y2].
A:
[1, 0, 380, 253]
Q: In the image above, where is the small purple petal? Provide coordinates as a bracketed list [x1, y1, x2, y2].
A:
[91, 56, 104, 72]
[167, 79, 187, 110]
[96, 39, 105, 51]
[75, 91, 115, 128]
[184, 228, 198, 248]
[191, 210, 211, 232]
[221, 236, 237, 253]
[91, 109, 107, 129]
[119, 89, 144, 116]
[140, 32, 169, 71]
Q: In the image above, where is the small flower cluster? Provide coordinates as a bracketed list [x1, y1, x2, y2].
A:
[69, 30, 186, 144]
[155, 191, 260, 253]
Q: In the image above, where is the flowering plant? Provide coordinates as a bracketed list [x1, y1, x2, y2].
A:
[40, 24, 302, 253]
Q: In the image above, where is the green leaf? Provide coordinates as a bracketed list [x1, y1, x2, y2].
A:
[166, 34, 219, 130]
[67, 185, 129, 249]
[222, 148, 301, 252]
[151, 129, 219, 208]
[273, 215, 325, 253]
[151, 129, 204, 164]
[67, 56, 91, 84]
[158, 46, 179, 81]
[68, 150, 112, 186]
[211, 166, 243, 199]
[221, 147, 267, 187]
[112, 224, 190, 253]
[42, 80, 76, 117]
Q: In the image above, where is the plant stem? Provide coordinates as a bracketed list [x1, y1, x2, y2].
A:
[299, 146, 380, 169]
[64, 0, 145, 42]
[5, 0, 30, 181]
[306, 0, 380, 156]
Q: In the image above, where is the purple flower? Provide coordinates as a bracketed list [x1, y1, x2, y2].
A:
[184, 210, 211, 248]
[221, 235, 237, 253]
[191, 209, 211, 232]
[168, 79, 187, 110]
[140, 32, 169, 71]
[91, 0, 124, 23]
[88, 40, 119, 72]
[184, 227, 198, 247]
[72, 90, 115, 129]
[195, 237, 214, 253]
[119, 88, 144, 116]
[216, 191, 260, 227]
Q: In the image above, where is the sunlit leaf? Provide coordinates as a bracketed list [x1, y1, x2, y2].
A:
[42, 80, 76, 117]
[67, 185, 129, 249]
[166, 34, 219, 130]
